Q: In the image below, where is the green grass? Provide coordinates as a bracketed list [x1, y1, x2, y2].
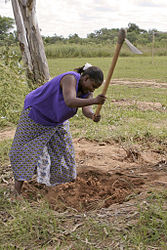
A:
[1, 185, 167, 249]
[0, 55, 166, 149]
[0, 56, 166, 150]
[44, 42, 167, 59]
[108, 84, 167, 104]
[0, 187, 115, 249]
[123, 190, 167, 249]
[45, 43, 115, 58]
[49, 56, 167, 144]
[48, 56, 167, 82]
[68, 83, 167, 146]
[1, 55, 167, 129]
[0, 139, 13, 166]
[47, 56, 167, 144]
[0, 190, 59, 249]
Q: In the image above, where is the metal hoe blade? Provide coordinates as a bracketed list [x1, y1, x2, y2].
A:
[125, 38, 143, 54]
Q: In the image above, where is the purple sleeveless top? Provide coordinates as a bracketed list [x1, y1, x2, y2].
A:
[24, 71, 87, 126]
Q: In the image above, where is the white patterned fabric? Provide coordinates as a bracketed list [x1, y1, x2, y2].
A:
[37, 146, 51, 186]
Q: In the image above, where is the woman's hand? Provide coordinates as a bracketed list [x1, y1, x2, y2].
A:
[92, 113, 101, 122]
[94, 94, 106, 105]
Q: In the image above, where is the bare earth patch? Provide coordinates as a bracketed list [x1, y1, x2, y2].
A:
[111, 79, 167, 88]
[112, 99, 165, 111]
[19, 138, 167, 212]
[0, 127, 16, 141]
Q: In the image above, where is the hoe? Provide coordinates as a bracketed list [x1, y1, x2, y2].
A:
[95, 28, 142, 117]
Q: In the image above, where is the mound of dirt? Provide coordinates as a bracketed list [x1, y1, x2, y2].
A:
[22, 167, 144, 212]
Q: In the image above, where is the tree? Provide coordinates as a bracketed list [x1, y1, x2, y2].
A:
[128, 23, 140, 34]
[11, 0, 50, 86]
[68, 33, 81, 43]
[43, 34, 65, 44]
[127, 31, 138, 44]
[128, 23, 147, 34]
[87, 28, 119, 43]
[0, 15, 15, 43]
[0, 15, 14, 35]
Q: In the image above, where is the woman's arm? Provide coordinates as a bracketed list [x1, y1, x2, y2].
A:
[82, 93, 102, 122]
[61, 75, 105, 108]
[82, 93, 94, 119]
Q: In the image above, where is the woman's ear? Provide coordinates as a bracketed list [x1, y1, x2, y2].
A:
[83, 74, 89, 81]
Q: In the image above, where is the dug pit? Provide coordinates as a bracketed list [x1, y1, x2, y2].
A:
[22, 167, 144, 212]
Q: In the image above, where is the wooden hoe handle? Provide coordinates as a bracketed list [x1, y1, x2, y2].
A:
[95, 28, 126, 116]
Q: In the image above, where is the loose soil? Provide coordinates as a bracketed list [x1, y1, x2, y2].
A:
[12, 137, 167, 212]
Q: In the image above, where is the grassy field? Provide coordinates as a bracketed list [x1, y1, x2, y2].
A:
[48, 56, 167, 82]
[48, 56, 167, 145]
[1, 55, 167, 249]
[44, 43, 167, 58]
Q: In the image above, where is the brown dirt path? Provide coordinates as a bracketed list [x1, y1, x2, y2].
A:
[0, 127, 16, 141]
[111, 79, 167, 88]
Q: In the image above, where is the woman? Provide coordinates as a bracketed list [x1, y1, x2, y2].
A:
[9, 63, 106, 195]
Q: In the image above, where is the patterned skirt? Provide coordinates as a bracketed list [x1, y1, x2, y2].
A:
[9, 108, 76, 186]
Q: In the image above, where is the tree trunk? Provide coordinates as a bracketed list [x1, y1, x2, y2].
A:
[11, 0, 50, 86]
[11, 0, 33, 87]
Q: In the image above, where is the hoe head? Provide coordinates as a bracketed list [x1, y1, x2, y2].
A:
[118, 28, 143, 54]
[125, 38, 143, 54]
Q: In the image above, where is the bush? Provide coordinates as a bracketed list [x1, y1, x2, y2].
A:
[0, 47, 29, 127]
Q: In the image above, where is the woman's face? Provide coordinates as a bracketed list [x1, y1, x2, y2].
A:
[80, 75, 101, 94]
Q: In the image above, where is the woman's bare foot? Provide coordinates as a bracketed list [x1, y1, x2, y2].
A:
[14, 180, 24, 195]
[10, 184, 24, 201]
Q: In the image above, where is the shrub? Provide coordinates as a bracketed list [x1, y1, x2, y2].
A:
[0, 47, 29, 127]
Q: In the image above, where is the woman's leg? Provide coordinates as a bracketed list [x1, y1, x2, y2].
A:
[9, 108, 58, 194]
[14, 180, 24, 195]
[49, 121, 76, 185]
